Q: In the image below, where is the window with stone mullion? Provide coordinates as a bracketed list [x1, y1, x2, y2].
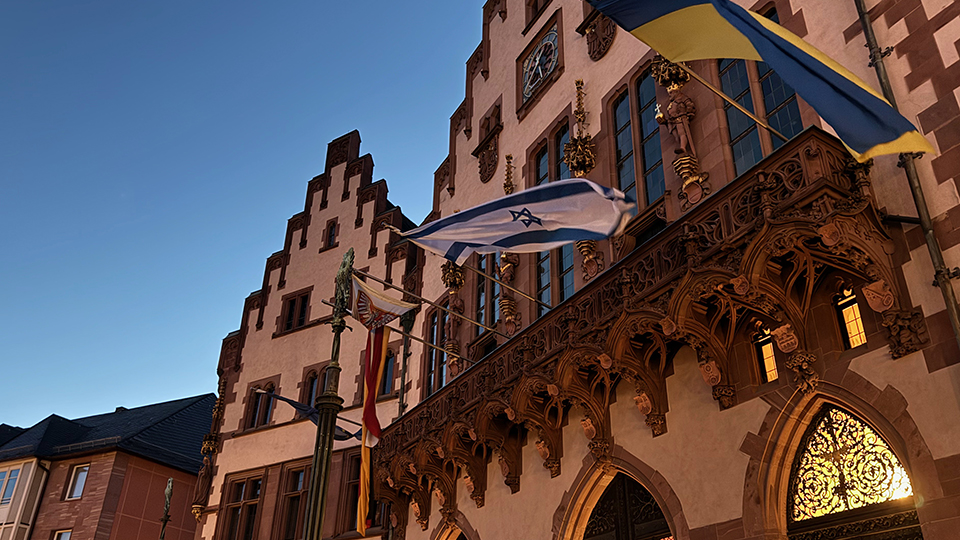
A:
[556, 124, 570, 180]
[425, 305, 449, 396]
[637, 73, 665, 205]
[536, 251, 551, 318]
[558, 244, 575, 303]
[613, 92, 637, 206]
[720, 58, 763, 176]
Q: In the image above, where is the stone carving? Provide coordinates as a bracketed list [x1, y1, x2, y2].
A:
[711, 385, 737, 409]
[576, 240, 605, 281]
[730, 275, 750, 295]
[862, 280, 895, 312]
[633, 392, 652, 415]
[597, 353, 613, 370]
[580, 417, 597, 440]
[660, 317, 677, 336]
[785, 351, 819, 394]
[818, 222, 842, 247]
[585, 13, 616, 61]
[699, 360, 721, 386]
[772, 324, 799, 353]
[881, 309, 929, 358]
[645, 414, 667, 437]
[536, 439, 550, 460]
[499, 252, 519, 283]
[441, 261, 465, 291]
[191, 455, 213, 522]
[564, 80, 597, 177]
[499, 295, 521, 336]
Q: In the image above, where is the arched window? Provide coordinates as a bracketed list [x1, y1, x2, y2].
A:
[753, 326, 779, 384]
[584, 473, 673, 540]
[835, 289, 866, 349]
[788, 406, 921, 538]
[304, 372, 319, 408]
[248, 385, 275, 429]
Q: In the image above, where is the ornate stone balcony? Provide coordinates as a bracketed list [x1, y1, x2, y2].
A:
[373, 127, 919, 535]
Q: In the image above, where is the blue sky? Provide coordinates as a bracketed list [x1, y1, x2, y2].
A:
[0, 1, 482, 427]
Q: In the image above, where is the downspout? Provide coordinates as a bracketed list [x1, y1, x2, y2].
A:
[854, 0, 960, 352]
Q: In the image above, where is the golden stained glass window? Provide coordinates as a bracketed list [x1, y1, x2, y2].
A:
[790, 407, 913, 522]
[754, 327, 778, 383]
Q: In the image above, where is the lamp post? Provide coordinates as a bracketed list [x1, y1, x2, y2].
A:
[303, 248, 354, 540]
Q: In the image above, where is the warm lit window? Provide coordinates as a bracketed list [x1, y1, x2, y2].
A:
[54, 532, 72, 540]
[612, 92, 636, 205]
[836, 289, 866, 349]
[536, 251, 551, 318]
[280, 468, 309, 540]
[790, 407, 913, 524]
[637, 72, 665, 205]
[754, 328, 779, 384]
[66, 464, 89, 500]
[283, 292, 310, 332]
[425, 305, 448, 396]
[0, 468, 19, 505]
[379, 351, 395, 396]
[247, 385, 275, 429]
[223, 476, 262, 540]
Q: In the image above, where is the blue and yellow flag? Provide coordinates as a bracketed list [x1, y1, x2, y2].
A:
[587, 0, 934, 161]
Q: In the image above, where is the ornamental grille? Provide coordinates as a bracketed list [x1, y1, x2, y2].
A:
[790, 407, 913, 522]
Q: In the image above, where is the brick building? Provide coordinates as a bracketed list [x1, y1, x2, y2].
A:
[0, 394, 214, 540]
[195, 0, 960, 539]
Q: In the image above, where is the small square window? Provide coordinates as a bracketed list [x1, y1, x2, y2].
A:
[54, 531, 72, 540]
[66, 464, 89, 500]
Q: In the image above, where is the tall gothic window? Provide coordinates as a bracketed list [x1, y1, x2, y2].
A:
[537, 251, 551, 318]
[280, 468, 308, 540]
[613, 92, 637, 206]
[556, 124, 570, 180]
[558, 244, 575, 303]
[788, 406, 919, 538]
[425, 305, 448, 396]
[637, 73, 664, 205]
[754, 327, 779, 384]
[584, 473, 673, 540]
[223, 476, 262, 540]
[835, 289, 867, 349]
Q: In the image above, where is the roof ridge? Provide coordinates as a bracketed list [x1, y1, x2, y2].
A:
[118, 394, 212, 445]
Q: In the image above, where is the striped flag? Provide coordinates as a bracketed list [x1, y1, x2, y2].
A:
[400, 178, 633, 264]
[585, 0, 935, 161]
[351, 276, 415, 535]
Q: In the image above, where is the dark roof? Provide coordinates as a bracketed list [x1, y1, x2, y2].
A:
[0, 394, 215, 474]
[0, 425, 25, 447]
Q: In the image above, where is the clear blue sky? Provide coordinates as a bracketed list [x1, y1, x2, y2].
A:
[0, 1, 482, 428]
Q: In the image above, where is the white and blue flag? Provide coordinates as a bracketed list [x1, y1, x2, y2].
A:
[401, 178, 634, 264]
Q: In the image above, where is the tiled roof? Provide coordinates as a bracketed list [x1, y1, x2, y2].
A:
[0, 394, 215, 473]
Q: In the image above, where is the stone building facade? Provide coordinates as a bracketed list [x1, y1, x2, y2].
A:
[196, 0, 960, 539]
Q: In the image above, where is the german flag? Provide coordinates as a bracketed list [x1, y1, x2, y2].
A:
[586, 0, 934, 161]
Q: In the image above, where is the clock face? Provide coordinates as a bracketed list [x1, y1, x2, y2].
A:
[522, 26, 559, 103]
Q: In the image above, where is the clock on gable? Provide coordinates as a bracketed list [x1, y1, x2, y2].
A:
[521, 24, 559, 103]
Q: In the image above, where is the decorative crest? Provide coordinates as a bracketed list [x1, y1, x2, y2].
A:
[564, 79, 597, 177]
[503, 154, 515, 195]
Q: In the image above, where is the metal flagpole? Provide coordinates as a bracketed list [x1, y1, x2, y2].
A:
[853, 0, 960, 352]
[380, 222, 553, 310]
[352, 268, 510, 339]
[303, 249, 353, 540]
[674, 61, 789, 143]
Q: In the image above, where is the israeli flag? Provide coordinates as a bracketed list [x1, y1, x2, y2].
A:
[401, 178, 634, 264]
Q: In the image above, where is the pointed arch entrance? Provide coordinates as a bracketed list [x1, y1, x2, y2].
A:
[786, 405, 923, 539]
[583, 474, 673, 540]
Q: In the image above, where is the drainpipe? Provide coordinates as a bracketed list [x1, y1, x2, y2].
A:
[854, 0, 960, 352]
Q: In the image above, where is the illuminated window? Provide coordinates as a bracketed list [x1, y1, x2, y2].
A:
[836, 289, 866, 349]
[790, 407, 913, 523]
[754, 328, 778, 384]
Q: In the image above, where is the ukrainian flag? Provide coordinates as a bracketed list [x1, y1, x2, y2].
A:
[587, 0, 934, 161]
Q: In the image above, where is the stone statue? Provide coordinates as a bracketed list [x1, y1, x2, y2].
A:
[193, 455, 213, 508]
[657, 85, 697, 156]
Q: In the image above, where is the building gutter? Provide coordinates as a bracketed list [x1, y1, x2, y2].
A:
[853, 0, 960, 352]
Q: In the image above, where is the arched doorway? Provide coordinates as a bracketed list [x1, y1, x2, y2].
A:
[787, 405, 922, 539]
[583, 473, 673, 540]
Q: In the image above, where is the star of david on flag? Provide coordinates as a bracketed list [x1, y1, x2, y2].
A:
[398, 178, 634, 264]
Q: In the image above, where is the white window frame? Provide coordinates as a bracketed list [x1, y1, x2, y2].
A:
[65, 464, 90, 500]
[0, 465, 21, 506]
[54, 531, 72, 540]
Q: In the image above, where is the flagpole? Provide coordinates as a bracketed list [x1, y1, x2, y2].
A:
[674, 61, 789, 143]
[303, 249, 353, 540]
[853, 0, 960, 353]
[382, 223, 553, 310]
[352, 268, 511, 339]
[319, 298, 477, 369]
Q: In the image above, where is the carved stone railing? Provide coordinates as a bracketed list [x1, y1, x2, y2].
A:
[373, 128, 914, 537]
